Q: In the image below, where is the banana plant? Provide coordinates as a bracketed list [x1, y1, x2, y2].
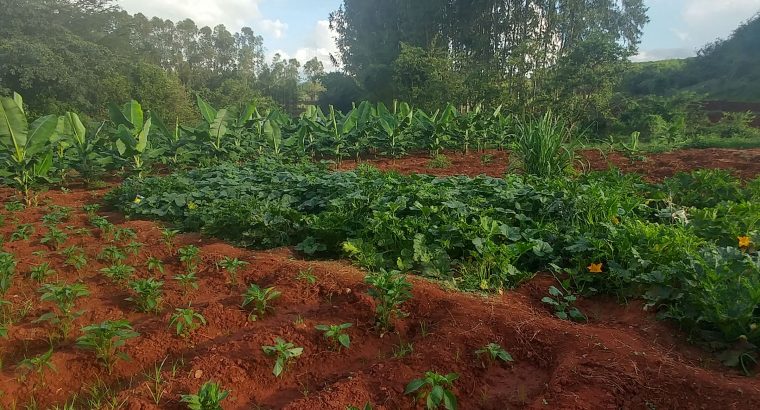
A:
[375, 101, 413, 159]
[57, 112, 109, 183]
[195, 95, 232, 156]
[109, 100, 153, 178]
[0, 93, 57, 205]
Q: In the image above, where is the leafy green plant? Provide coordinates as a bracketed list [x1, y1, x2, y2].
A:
[180, 381, 229, 410]
[512, 112, 576, 177]
[29, 262, 56, 283]
[125, 241, 144, 256]
[0, 252, 16, 297]
[61, 246, 87, 272]
[217, 256, 247, 285]
[178, 245, 201, 274]
[18, 347, 55, 386]
[315, 323, 352, 351]
[40, 226, 68, 250]
[0, 93, 58, 205]
[109, 100, 153, 178]
[174, 272, 199, 295]
[42, 205, 72, 225]
[296, 267, 317, 284]
[427, 154, 451, 169]
[262, 338, 303, 377]
[146, 256, 164, 274]
[365, 269, 412, 330]
[100, 264, 135, 284]
[541, 286, 586, 322]
[474, 343, 513, 367]
[404, 371, 459, 410]
[161, 228, 179, 250]
[169, 307, 206, 338]
[35, 282, 89, 338]
[10, 223, 34, 241]
[241, 284, 281, 321]
[127, 278, 163, 313]
[76, 320, 139, 373]
[112, 227, 136, 242]
[98, 246, 126, 263]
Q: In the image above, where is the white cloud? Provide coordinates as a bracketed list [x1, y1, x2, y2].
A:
[681, 0, 760, 43]
[292, 20, 340, 71]
[117, 0, 262, 30]
[631, 48, 696, 62]
[260, 19, 288, 39]
[669, 28, 690, 41]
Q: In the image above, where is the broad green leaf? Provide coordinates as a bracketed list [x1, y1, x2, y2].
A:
[26, 115, 57, 157]
[404, 378, 425, 394]
[197, 95, 217, 124]
[108, 103, 133, 128]
[136, 116, 151, 153]
[65, 112, 86, 146]
[123, 100, 143, 130]
[0, 96, 29, 157]
[12, 92, 23, 114]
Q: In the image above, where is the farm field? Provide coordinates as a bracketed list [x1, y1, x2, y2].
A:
[0, 148, 758, 409]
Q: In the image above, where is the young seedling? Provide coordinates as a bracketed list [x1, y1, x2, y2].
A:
[88, 215, 114, 237]
[41, 205, 72, 225]
[315, 323, 352, 351]
[217, 256, 248, 286]
[365, 269, 412, 331]
[127, 278, 163, 313]
[541, 286, 586, 322]
[169, 307, 206, 338]
[60, 246, 87, 272]
[124, 241, 144, 256]
[180, 381, 229, 410]
[82, 204, 100, 216]
[474, 343, 513, 368]
[262, 338, 303, 377]
[76, 320, 140, 374]
[146, 256, 164, 274]
[100, 264, 135, 284]
[144, 357, 168, 405]
[10, 224, 34, 241]
[174, 272, 199, 295]
[178, 245, 201, 274]
[97, 246, 126, 263]
[161, 228, 179, 251]
[0, 252, 16, 297]
[35, 282, 89, 338]
[40, 227, 68, 250]
[296, 267, 317, 284]
[5, 201, 24, 212]
[404, 371, 459, 410]
[29, 263, 56, 283]
[241, 284, 281, 321]
[18, 347, 55, 387]
[111, 227, 136, 243]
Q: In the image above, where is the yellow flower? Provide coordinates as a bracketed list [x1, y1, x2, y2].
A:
[587, 263, 603, 273]
[133, 196, 142, 204]
[738, 236, 751, 248]
[479, 279, 489, 290]
[611, 216, 620, 225]
[187, 201, 197, 210]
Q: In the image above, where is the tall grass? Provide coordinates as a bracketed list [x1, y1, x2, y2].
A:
[512, 112, 577, 177]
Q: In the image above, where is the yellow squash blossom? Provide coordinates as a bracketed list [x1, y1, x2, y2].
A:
[587, 262, 603, 273]
[187, 201, 197, 210]
[133, 196, 142, 204]
[738, 236, 751, 248]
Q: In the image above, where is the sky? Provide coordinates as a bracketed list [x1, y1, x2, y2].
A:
[116, 0, 760, 68]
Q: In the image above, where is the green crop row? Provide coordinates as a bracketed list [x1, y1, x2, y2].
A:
[108, 161, 760, 369]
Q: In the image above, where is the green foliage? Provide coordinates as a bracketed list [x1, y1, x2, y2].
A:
[541, 286, 586, 322]
[0, 93, 57, 205]
[174, 272, 199, 295]
[475, 343, 513, 367]
[180, 381, 229, 410]
[29, 262, 55, 283]
[262, 338, 303, 377]
[100, 264, 135, 284]
[217, 256, 248, 286]
[241, 284, 281, 321]
[178, 245, 201, 274]
[18, 347, 55, 385]
[315, 323, 352, 351]
[512, 112, 576, 177]
[365, 270, 412, 330]
[0, 252, 16, 297]
[40, 226, 68, 250]
[146, 256, 165, 274]
[404, 371, 459, 410]
[36, 282, 89, 338]
[127, 278, 163, 313]
[169, 308, 206, 338]
[76, 320, 139, 373]
[10, 223, 34, 241]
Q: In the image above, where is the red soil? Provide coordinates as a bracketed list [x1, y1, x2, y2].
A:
[0, 158, 759, 408]
[338, 148, 760, 181]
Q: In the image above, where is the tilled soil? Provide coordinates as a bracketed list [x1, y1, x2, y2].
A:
[338, 148, 760, 181]
[0, 155, 759, 408]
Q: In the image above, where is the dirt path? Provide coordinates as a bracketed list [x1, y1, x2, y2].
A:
[338, 148, 760, 181]
[0, 188, 758, 409]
